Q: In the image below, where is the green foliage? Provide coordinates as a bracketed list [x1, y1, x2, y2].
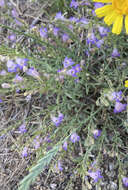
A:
[18, 146, 59, 190]
[0, 0, 128, 189]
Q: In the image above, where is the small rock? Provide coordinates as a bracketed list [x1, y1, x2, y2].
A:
[50, 183, 57, 189]
[110, 182, 118, 190]
[109, 163, 114, 171]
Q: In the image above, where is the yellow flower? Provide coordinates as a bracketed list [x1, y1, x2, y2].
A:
[125, 80, 128, 87]
[93, 0, 128, 35]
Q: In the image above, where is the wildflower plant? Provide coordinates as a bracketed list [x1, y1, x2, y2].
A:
[0, 0, 128, 190]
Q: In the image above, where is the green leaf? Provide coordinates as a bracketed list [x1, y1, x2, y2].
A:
[18, 145, 59, 190]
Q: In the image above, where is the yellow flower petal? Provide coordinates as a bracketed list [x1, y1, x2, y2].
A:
[125, 80, 128, 87]
[104, 10, 117, 25]
[112, 15, 123, 35]
[93, 0, 112, 2]
[95, 5, 113, 18]
[125, 15, 128, 34]
[93, 0, 128, 35]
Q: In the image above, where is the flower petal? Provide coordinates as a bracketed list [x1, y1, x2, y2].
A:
[95, 5, 113, 18]
[125, 15, 128, 34]
[104, 10, 118, 25]
[112, 15, 123, 35]
[93, 0, 112, 2]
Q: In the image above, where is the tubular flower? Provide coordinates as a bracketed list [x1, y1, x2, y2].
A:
[93, 0, 128, 35]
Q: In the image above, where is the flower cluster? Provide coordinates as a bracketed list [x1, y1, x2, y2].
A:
[88, 169, 103, 183]
[39, 26, 48, 38]
[0, 57, 41, 91]
[111, 91, 127, 113]
[86, 26, 110, 50]
[0, 1, 127, 188]
[22, 147, 28, 158]
[54, 11, 89, 42]
[6, 58, 28, 73]
[70, 132, 80, 143]
[58, 57, 83, 82]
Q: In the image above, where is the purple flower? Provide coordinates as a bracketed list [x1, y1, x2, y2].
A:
[93, 130, 101, 139]
[111, 48, 120, 57]
[0, 134, 5, 139]
[70, 0, 79, 9]
[92, 3, 104, 16]
[14, 19, 23, 26]
[13, 74, 23, 83]
[70, 132, 80, 143]
[96, 39, 104, 48]
[26, 67, 40, 79]
[114, 101, 127, 113]
[7, 60, 18, 72]
[33, 136, 42, 149]
[87, 32, 97, 45]
[58, 113, 64, 120]
[73, 64, 82, 73]
[85, 50, 90, 56]
[122, 177, 128, 187]
[12, 8, 18, 18]
[0, 70, 7, 76]
[16, 58, 28, 70]
[94, 2, 103, 9]
[0, 99, 3, 103]
[74, 78, 79, 83]
[11, 9, 23, 25]
[66, 67, 77, 77]
[47, 146, 52, 151]
[88, 169, 103, 182]
[22, 147, 28, 157]
[68, 24, 73, 31]
[57, 161, 63, 171]
[19, 124, 27, 133]
[63, 57, 75, 68]
[16, 88, 20, 93]
[34, 137, 40, 146]
[78, 17, 89, 25]
[90, 160, 97, 168]
[0, 0, 5, 7]
[111, 91, 123, 102]
[8, 34, 16, 42]
[62, 141, 68, 151]
[55, 12, 65, 20]
[40, 26, 48, 38]
[62, 33, 69, 42]
[51, 113, 64, 127]
[98, 26, 109, 37]
[69, 16, 78, 22]
[66, 64, 82, 78]
[53, 27, 60, 36]
[44, 135, 52, 143]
